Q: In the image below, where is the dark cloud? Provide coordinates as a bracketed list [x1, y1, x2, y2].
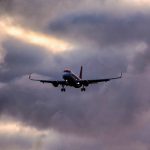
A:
[0, 39, 50, 82]
[0, 0, 150, 149]
[49, 13, 150, 73]
[0, 0, 13, 14]
[0, 13, 149, 138]
[133, 46, 150, 73]
[0, 133, 32, 150]
[0, 73, 148, 137]
[49, 14, 150, 46]
[0, 0, 91, 29]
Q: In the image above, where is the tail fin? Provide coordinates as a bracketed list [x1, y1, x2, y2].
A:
[79, 66, 83, 79]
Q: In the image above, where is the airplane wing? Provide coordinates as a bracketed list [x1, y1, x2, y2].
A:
[79, 73, 122, 85]
[29, 74, 66, 86]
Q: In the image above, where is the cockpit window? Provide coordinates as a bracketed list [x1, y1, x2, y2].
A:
[64, 69, 71, 73]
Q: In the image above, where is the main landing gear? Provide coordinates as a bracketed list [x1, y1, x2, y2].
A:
[61, 88, 66, 92]
[81, 87, 86, 92]
[61, 85, 66, 92]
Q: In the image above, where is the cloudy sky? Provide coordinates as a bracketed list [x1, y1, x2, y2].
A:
[0, 0, 150, 150]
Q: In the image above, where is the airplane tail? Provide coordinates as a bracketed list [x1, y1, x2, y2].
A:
[79, 66, 83, 79]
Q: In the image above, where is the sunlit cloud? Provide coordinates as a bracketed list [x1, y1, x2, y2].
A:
[0, 116, 62, 150]
[122, 0, 150, 8]
[127, 0, 150, 5]
[0, 17, 73, 54]
[0, 115, 58, 138]
[0, 121, 47, 136]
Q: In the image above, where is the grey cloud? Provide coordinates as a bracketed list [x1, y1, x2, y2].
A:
[0, 0, 92, 29]
[133, 46, 150, 73]
[0, 0, 13, 14]
[0, 129, 102, 150]
[0, 134, 32, 150]
[49, 14, 150, 46]
[49, 13, 150, 73]
[1, 0, 150, 29]
[0, 70, 150, 150]
[0, 12, 149, 137]
[0, 74, 147, 137]
[0, 1, 150, 149]
[0, 38, 51, 82]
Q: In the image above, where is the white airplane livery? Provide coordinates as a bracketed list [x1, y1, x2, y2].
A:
[29, 66, 122, 92]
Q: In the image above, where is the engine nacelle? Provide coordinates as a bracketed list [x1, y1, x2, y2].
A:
[52, 81, 59, 87]
[83, 81, 89, 87]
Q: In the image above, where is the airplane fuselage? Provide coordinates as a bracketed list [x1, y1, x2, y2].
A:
[63, 72, 82, 88]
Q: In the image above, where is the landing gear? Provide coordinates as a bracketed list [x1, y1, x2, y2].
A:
[81, 87, 86, 92]
[61, 85, 66, 92]
[61, 88, 66, 92]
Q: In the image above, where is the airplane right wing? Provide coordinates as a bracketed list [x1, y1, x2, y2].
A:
[79, 73, 122, 85]
[29, 74, 66, 86]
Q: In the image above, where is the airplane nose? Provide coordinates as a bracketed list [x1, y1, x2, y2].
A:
[63, 74, 68, 79]
[63, 74, 65, 79]
[63, 73, 70, 80]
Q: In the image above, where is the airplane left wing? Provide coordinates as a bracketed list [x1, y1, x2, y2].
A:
[29, 74, 66, 86]
[79, 73, 122, 85]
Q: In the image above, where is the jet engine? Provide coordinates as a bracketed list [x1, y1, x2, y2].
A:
[52, 81, 59, 87]
[83, 81, 89, 87]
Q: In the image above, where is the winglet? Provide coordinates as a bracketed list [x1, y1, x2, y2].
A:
[120, 72, 123, 78]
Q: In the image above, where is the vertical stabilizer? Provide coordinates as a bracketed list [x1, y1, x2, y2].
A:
[79, 66, 83, 79]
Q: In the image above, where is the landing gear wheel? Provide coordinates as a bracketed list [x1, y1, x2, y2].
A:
[81, 87, 86, 92]
[61, 88, 66, 92]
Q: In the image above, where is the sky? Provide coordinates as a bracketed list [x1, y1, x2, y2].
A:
[0, 0, 150, 150]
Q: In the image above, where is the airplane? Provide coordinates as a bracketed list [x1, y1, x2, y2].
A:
[29, 66, 122, 92]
